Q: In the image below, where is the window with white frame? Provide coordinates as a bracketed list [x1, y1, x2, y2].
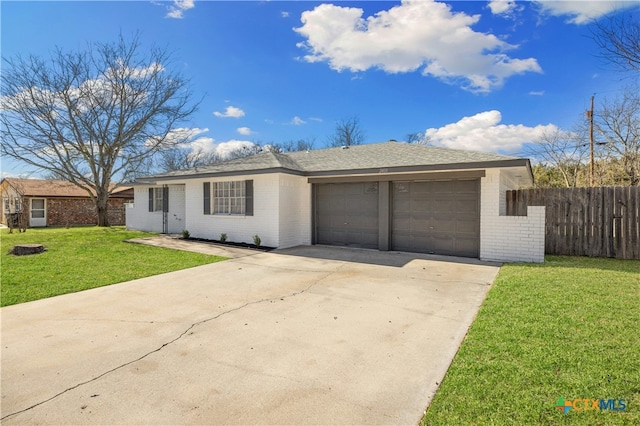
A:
[214, 181, 245, 215]
[31, 198, 45, 218]
[204, 180, 253, 216]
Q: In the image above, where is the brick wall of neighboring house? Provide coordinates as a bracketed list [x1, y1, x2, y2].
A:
[46, 197, 129, 226]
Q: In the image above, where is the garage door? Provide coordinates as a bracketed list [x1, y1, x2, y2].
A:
[392, 179, 479, 257]
[315, 183, 378, 249]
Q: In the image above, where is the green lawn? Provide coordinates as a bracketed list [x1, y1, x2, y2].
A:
[1, 226, 226, 306]
[423, 256, 639, 426]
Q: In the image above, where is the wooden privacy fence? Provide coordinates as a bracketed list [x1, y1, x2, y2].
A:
[506, 187, 639, 259]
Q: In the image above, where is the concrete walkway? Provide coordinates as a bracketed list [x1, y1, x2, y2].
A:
[1, 245, 500, 425]
[126, 235, 260, 258]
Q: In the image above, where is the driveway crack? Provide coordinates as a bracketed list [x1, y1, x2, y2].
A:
[0, 269, 338, 422]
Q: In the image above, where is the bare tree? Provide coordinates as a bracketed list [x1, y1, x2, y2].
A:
[158, 146, 221, 172]
[1, 34, 198, 225]
[327, 116, 366, 147]
[268, 137, 317, 153]
[524, 128, 589, 187]
[406, 132, 422, 144]
[406, 131, 431, 145]
[2, 180, 28, 233]
[225, 144, 264, 160]
[591, 10, 640, 73]
[595, 88, 640, 185]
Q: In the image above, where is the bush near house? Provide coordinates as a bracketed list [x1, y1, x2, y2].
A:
[1, 227, 226, 306]
[423, 256, 639, 425]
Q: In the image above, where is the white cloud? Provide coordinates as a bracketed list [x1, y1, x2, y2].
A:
[213, 106, 245, 118]
[488, 0, 516, 15]
[0, 171, 35, 180]
[294, 0, 541, 93]
[166, 0, 195, 19]
[237, 126, 253, 135]
[533, 1, 626, 24]
[290, 116, 306, 125]
[529, 90, 545, 96]
[309, 117, 323, 122]
[281, 11, 290, 18]
[214, 140, 257, 158]
[180, 135, 258, 160]
[424, 110, 559, 153]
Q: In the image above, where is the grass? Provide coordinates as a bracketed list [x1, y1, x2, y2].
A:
[1, 226, 226, 307]
[422, 256, 639, 426]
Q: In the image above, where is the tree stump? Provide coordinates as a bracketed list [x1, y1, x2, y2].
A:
[9, 244, 46, 256]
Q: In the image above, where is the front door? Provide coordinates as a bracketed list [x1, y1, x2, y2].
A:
[29, 198, 47, 227]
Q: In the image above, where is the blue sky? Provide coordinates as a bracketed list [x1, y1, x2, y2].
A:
[1, 0, 638, 178]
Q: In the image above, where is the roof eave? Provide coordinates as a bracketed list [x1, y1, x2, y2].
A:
[133, 167, 305, 184]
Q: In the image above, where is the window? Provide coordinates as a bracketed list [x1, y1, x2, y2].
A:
[214, 181, 244, 215]
[31, 198, 45, 218]
[3, 198, 8, 212]
[153, 188, 164, 212]
[204, 180, 253, 216]
[148, 187, 168, 212]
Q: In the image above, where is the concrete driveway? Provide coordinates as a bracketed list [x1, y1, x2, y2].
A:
[1, 246, 500, 425]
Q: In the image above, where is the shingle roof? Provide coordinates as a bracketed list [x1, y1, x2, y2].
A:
[145, 141, 527, 181]
[1, 178, 133, 198]
[286, 142, 521, 172]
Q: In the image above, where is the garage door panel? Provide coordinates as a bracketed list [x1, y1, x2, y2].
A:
[411, 216, 431, 229]
[392, 218, 410, 233]
[411, 199, 431, 211]
[346, 200, 376, 215]
[454, 179, 478, 193]
[316, 183, 379, 249]
[431, 235, 455, 252]
[457, 199, 479, 213]
[346, 231, 378, 247]
[456, 219, 478, 234]
[392, 179, 479, 257]
[433, 199, 455, 213]
[394, 183, 410, 194]
[432, 181, 454, 193]
[433, 218, 456, 233]
[394, 199, 412, 212]
[453, 237, 478, 257]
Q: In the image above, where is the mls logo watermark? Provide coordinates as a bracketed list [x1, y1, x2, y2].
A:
[555, 397, 627, 414]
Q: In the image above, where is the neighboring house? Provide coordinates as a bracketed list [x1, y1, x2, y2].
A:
[0, 178, 133, 228]
[127, 141, 545, 262]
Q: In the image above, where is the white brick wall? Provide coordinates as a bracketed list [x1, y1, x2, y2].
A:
[480, 169, 545, 263]
[183, 174, 280, 247]
[278, 174, 312, 248]
[126, 185, 186, 233]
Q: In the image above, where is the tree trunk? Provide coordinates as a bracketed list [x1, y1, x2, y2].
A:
[96, 193, 110, 227]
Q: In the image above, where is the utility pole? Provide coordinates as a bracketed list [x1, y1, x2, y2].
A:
[588, 94, 595, 187]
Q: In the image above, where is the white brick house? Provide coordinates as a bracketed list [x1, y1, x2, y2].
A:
[127, 142, 544, 263]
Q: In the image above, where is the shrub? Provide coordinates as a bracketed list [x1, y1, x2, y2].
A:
[253, 234, 261, 247]
[220, 233, 227, 243]
[182, 230, 190, 239]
